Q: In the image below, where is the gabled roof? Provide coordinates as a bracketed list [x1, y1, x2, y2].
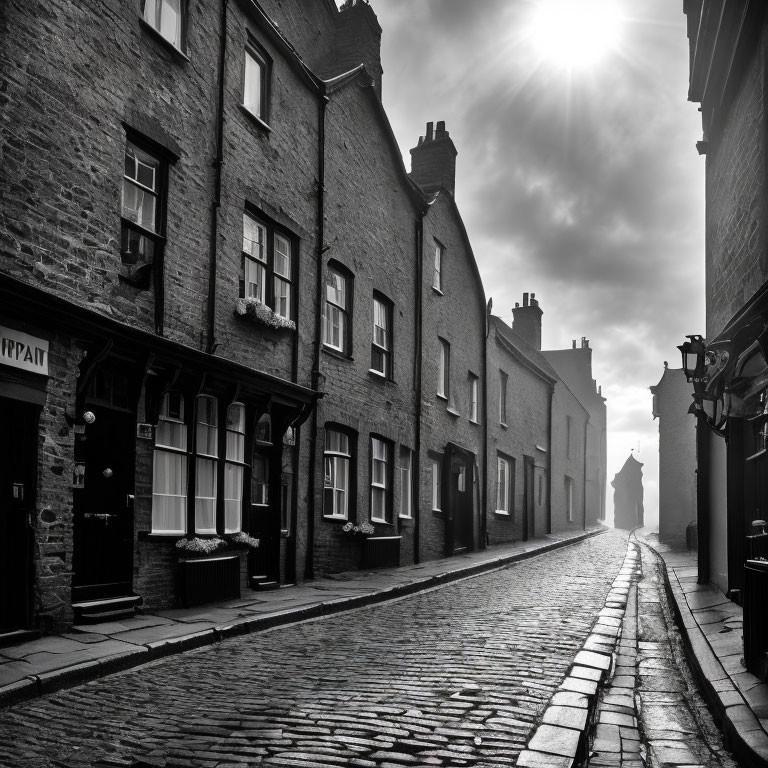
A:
[321, 64, 428, 213]
[491, 315, 558, 384]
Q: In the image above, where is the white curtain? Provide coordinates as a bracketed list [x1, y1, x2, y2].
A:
[152, 451, 187, 533]
[195, 457, 217, 533]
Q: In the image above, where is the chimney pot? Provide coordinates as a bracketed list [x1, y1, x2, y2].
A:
[523, 292, 529, 307]
[436, 120, 446, 135]
[426, 122, 434, 141]
[572, 340, 577, 348]
[515, 302, 520, 308]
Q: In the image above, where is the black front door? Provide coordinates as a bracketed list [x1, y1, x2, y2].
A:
[0, 397, 37, 632]
[72, 406, 135, 598]
[523, 456, 535, 541]
[447, 451, 474, 555]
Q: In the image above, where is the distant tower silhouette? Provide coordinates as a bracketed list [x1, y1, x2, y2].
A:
[612, 453, 644, 530]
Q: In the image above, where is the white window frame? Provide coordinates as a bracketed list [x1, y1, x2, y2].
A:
[242, 212, 293, 320]
[370, 294, 391, 377]
[194, 395, 219, 534]
[324, 429, 351, 519]
[223, 403, 245, 533]
[151, 392, 188, 534]
[399, 446, 413, 519]
[496, 456, 511, 515]
[243, 42, 270, 122]
[370, 437, 391, 524]
[433, 241, 443, 292]
[499, 370, 508, 425]
[438, 338, 450, 399]
[323, 265, 350, 353]
[469, 374, 479, 423]
[431, 458, 442, 512]
[142, 0, 185, 50]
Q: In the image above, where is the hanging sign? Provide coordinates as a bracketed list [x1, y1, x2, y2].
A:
[0, 325, 49, 375]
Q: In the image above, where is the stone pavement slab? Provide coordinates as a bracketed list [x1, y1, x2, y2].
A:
[639, 529, 768, 768]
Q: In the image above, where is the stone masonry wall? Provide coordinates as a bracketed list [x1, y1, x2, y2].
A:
[312, 80, 419, 576]
[419, 195, 485, 562]
[705, 27, 767, 337]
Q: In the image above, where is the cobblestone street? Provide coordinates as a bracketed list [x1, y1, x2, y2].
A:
[0, 532, 629, 768]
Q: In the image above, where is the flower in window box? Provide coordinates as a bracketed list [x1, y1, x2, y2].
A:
[234, 297, 296, 330]
[340, 521, 375, 536]
[227, 531, 261, 549]
[175, 536, 226, 555]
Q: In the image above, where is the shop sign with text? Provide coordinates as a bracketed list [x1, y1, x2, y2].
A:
[0, 326, 49, 375]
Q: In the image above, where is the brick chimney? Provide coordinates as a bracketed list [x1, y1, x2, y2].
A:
[409, 121, 458, 196]
[512, 292, 543, 350]
[335, 0, 383, 100]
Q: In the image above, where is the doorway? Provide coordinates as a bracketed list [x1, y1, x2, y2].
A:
[445, 447, 474, 555]
[0, 396, 38, 632]
[523, 456, 535, 541]
[72, 403, 135, 600]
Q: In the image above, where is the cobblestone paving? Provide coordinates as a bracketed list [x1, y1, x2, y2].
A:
[586, 539, 737, 768]
[0, 531, 629, 768]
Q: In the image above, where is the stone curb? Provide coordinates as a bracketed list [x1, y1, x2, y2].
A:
[517, 539, 641, 768]
[0, 527, 607, 709]
[642, 541, 768, 768]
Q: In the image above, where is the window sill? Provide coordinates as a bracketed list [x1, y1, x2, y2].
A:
[238, 104, 272, 133]
[398, 515, 413, 524]
[323, 515, 351, 524]
[469, 419, 481, 426]
[322, 346, 354, 363]
[499, 422, 508, 430]
[493, 510, 510, 517]
[370, 519, 394, 527]
[436, 393, 448, 402]
[432, 287, 444, 296]
[138, 531, 183, 541]
[431, 508, 446, 519]
[138, 17, 190, 62]
[446, 406, 461, 418]
[367, 369, 394, 383]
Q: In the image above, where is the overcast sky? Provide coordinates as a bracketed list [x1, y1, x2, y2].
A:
[361, 0, 705, 527]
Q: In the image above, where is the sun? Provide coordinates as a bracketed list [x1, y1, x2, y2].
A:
[529, 0, 622, 71]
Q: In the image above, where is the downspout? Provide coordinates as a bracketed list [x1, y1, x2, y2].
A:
[546, 383, 553, 534]
[305, 88, 329, 580]
[696, 416, 711, 584]
[413, 213, 425, 564]
[481, 299, 489, 549]
[582, 415, 589, 531]
[206, 0, 228, 355]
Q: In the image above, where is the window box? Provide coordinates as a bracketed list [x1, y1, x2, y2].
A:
[234, 297, 296, 330]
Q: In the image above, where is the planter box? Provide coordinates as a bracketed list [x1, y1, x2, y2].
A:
[178, 554, 241, 607]
[361, 536, 402, 569]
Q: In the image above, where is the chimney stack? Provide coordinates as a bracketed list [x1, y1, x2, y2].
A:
[335, 0, 383, 100]
[512, 292, 543, 350]
[410, 120, 458, 196]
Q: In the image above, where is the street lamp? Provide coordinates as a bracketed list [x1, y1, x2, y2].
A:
[677, 334, 707, 391]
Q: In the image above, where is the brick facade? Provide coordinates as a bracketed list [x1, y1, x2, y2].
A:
[0, 0, 606, 635]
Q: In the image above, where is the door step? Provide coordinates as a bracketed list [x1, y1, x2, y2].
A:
[0, 629, 41, 649]
[72, 594, 143, 624]
[250, 576, 279, 591]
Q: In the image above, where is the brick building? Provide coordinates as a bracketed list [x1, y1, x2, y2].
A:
[649, 364, 696, 549]
[542, 339, 608, 526]
[0, 0, 607, 638]
[682, 1, 768, 616]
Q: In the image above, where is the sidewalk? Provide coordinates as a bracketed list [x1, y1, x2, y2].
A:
[0, 525, 606, 710]
[639, 530, 768, 767]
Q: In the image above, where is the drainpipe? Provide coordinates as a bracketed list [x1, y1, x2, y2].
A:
[413, 214, 425, 564]
[305, 88, 329, 580]
[546, 383, 553, 534]
[481, 299, 489, 549]
[696, 415, 710, 584]
[206, 0, 228, 355]
[583, 415, 589, 531]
